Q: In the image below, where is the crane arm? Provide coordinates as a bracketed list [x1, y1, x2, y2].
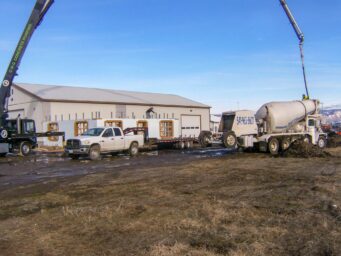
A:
[279, 0, 309, 99]
[279, 0, 304, 44]
[0, 0, 54, 126]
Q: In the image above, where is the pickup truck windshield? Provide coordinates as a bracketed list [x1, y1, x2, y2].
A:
[81, 128, 104, 136]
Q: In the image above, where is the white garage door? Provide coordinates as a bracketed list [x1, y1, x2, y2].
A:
[181, 115, 201, 138]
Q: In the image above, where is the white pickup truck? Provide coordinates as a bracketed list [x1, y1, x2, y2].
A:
[65, 127, 144, 160]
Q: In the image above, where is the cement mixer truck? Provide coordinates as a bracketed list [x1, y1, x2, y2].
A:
[203, 99, 327, 155]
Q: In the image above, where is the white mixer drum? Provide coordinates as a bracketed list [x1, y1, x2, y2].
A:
[255, 100, 318, 133]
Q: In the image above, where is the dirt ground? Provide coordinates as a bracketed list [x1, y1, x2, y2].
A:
[0, 147, 340, 256]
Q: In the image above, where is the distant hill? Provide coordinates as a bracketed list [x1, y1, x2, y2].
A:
[321, 105, 341, 124]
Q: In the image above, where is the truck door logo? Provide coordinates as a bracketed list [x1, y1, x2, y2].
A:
[2, 80, 10, 87]
[236, 117, 255, 125]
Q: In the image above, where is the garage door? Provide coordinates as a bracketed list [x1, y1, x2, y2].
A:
[181, 115, 201, 138]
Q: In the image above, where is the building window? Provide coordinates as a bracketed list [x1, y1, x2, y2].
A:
[160, 120, 173, 138]
[74, 121, 88, 136]
[75, 113, 78, 120]
[55, 115, 58, 121]
[111, 112, 113, 118]
[61, 114, 64, 121]
[104, 120, 123, 128]
[69, 114, 71, 120]
[48, 122, 59, 142]
[172, 113, 174, 118]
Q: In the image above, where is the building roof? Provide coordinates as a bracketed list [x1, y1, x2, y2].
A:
[14, 83, 210, 108]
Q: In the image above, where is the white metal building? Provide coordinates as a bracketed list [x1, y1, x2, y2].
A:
[8, 83, 211, 139]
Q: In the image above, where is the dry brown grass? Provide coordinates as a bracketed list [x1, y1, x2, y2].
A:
[0, 149, 341, 255]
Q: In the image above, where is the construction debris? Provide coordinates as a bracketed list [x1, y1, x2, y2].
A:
[282, 140, 330, 158]
[327, 132, 341, 148]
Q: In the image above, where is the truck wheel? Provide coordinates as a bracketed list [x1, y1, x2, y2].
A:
[0, 153, 6, 157]
[223, 132, 237, 149]
[185, 141, 192, 149]
[317, 136, 326, 149]
[178, 141, 185, 150]
[19, 141, 32, 156]
[0, 129, 8, 139]
[89, 145, 101, 160]
[69, 154, 80, 160]
[268, 138, 279, 155]
[198, 131, 212, 148]
[281, 137, 291, 151]
[129, 142, 139, 156]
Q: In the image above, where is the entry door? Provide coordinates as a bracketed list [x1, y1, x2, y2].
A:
[181, 115, 201, 138]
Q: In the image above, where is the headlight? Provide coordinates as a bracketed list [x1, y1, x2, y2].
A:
[82, 140, 91, 145]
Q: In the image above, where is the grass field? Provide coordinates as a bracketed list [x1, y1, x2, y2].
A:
[0, 149, 340, 255]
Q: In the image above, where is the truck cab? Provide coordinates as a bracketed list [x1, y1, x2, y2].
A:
[65, 127, 144, 160]
[0, 118, 38, 156]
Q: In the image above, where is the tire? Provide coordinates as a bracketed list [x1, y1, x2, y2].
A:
[69, 154, 80, 160]
[303, 135, 311, 144]
[268, 137, 279, 155]
[89, 144, 101, 160]
[281, 137, 291, 151]
[317, 136, 326, 149]
[185, 141, 192, 149]
[222, 132, 237, 149]
[0, 153, 6, 157]
[178, 141, 185, 150]
[0, 129, 8, 139]
[129, 142, 139, 157]
[19, 141, 31, 156]
[198, 131, 212, 148]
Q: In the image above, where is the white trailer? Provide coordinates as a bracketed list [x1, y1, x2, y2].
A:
[42, 118, 195, 149]
[202, 99, 327, 155]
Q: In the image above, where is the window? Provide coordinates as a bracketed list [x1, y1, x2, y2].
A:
[23, 120, 35, 134]
[48, 122, 59, 141]
[82, 128, 104, 136]
[114, 128, 122, 136]
[105, 120, 123, 128]
[221, 114, 235, 131]
[102, 128, 114, 137]
[308, 119, 315, 127]
[160, 121, 173, 138]
[74, 121, 88, 136]
[137, 120, 148, 135]
[137, 120, 148, 128]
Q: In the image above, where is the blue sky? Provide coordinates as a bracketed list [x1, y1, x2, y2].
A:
[0, 0, 340, 113]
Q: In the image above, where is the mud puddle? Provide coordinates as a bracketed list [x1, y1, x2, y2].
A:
[0, 147, 230, 190]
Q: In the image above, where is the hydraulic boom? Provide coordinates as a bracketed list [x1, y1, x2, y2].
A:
[0, 0, 54, 127]
[279, 0, 309, 98]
